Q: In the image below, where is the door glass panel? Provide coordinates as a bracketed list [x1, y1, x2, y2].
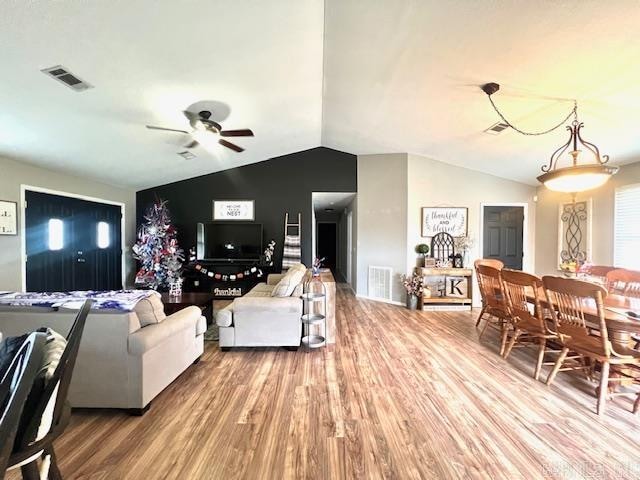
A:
[97, 221, 110, 249]
[48, 218, 64, 250]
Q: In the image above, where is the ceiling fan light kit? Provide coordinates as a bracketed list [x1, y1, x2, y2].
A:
[481, 82, 618, 193]
[146, 109, 254, 156]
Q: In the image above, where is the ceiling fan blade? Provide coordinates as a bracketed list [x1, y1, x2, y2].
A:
[146, 125, 190, 134]
[185, 140, 199, 149]
[220, 129, 254, 137]
[218, 139, 244, 152]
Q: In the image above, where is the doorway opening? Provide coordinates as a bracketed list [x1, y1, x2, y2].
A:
[480, 204, 526, 270]
[22, 187, 124, 292]
[317, 222, 337, 272]
[311, 192, 356, 286]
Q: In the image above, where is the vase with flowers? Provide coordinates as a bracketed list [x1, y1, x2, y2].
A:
[401, 273, 424, 310]
[312, 257, 325, 277]
[454, 235, 474, 268]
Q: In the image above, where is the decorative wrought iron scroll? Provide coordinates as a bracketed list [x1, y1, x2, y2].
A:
[560, 201, 588, 262]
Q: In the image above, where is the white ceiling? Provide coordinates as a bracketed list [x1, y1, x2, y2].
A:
[312, 192, 356, 213]
[2, 1, 640, 189]
[0, 1, 324, 189]
[322, 0, 640, 185]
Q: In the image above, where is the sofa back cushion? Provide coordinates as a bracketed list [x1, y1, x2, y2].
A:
[134, 294, 166, 327]
[271, 265, 306, 297]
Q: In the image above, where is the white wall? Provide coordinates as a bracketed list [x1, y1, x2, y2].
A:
[345, 196, 357, 291]
[535, 159, 640, 275]
[0, 156, 136, 291]
[356, 154, 407, 303]
[356, 152, 537, 305]
[407, 153, 537, 274]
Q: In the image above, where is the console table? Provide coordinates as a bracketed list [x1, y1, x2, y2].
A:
[414, 267, 473, 310]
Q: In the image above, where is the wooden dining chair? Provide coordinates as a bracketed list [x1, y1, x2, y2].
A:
[500, 269, 559, 381]
[474, 259, 504, 327]
[543, 276, 640, 415]
[0, 333, 46, 480]
[7, 300, 91, 479]
[475, 264, 510, 355]
[579, 265, 616, 285]
[606, 268, 640, 298]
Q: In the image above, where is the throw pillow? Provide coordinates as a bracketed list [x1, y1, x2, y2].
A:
[271, 266, 306, 297]
[134, 294, 167, 327]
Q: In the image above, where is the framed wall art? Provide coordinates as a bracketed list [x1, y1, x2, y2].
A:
[213, 200, 255, 221]
[557, 199, 592, 267]
[0, 200, 18, 235]
[421, 207, 467, 237]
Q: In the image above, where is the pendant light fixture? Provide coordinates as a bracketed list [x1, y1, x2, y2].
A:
[482, 82, 618, 193]
[537, 120, 618, 193]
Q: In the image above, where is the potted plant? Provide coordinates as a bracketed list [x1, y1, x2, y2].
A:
[401, 273, 424, 310]
[415, 244, 430, 267]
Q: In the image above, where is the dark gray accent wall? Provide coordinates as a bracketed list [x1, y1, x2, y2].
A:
[136, 147, 357, 268]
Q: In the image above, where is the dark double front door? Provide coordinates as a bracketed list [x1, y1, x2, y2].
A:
[482, 206, 524, 270]
[25, 191, 122, 292]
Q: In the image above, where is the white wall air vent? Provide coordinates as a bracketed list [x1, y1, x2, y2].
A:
[484, 122, 509, 135]
[41, 65, 93, 92]
[368, 266, 392, 302]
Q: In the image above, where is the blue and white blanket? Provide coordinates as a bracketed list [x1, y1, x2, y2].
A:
[0, 290, 159, 312]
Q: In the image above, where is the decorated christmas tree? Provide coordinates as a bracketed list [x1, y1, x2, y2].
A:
[133, 200, 184, 290]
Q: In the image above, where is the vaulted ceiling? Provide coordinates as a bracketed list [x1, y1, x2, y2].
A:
[2, 1, 640, 189]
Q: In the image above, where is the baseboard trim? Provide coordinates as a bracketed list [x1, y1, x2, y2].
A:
[422, 305, 471, 312]
[355, 294, 404, 306]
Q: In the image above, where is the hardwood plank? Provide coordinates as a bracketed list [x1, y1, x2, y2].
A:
[9, 285, 640, 479]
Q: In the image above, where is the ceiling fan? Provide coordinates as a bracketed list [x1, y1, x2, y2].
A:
[146, 110, 254, 152]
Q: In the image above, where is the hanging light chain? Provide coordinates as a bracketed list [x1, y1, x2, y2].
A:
[487, 94, 578, 136]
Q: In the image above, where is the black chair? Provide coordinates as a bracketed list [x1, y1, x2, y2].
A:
[7, 300, 91, 480]
[0, 333, 46, 480]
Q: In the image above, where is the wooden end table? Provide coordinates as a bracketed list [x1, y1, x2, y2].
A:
[160, 292, 217, 325]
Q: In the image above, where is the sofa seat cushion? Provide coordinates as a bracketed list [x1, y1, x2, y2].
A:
[216, 304, 234, 327]
[134, 294, 166, 327]
[250, 283, 275, 294]
[245, 290, 273, 299]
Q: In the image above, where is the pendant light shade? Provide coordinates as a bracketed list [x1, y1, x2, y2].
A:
[537, 164, 618, 193]
[537, 121, 617, 193]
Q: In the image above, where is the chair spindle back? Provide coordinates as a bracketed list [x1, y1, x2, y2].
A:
[542, 276, 610, 356]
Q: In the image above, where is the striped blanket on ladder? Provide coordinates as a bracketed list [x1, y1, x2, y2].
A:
[282, 235, 301, 270]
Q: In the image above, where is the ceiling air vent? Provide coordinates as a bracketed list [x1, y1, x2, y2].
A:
[484, 122, 509, 135]
[41, 65, 93, 92]
[178, 151, 196, 160]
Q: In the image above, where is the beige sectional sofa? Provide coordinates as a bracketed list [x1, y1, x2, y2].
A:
[216, 263, 307, 349]
[0, 294, 205, 413]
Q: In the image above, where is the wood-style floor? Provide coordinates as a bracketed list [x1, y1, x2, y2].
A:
[14, 286, 640, 479]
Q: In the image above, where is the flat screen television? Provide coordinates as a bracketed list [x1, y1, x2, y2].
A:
[197, 222, 263, 262]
